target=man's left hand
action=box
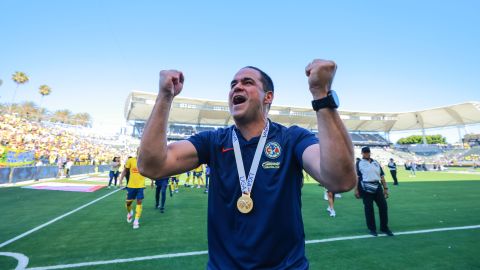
[384,189,389,199]
[305,59,337,99]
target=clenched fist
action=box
[159,70,184,98]
[305,59,337,99]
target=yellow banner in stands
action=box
[0,146,35,167]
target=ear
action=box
[264,91,274,105]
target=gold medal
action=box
[237,193,253,214]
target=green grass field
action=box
[1,170,479,270]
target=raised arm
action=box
[302,59,357,193]
[137,70,199,179]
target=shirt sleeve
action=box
[356,160,363,179]
[187,131,212,165]
[291,126,319,166]
[125,158,131,169]
[380,165,385,177]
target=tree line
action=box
[1,71,92,127]
[397,134,447,145]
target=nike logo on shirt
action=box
[222,147,234,153]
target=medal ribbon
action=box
[232,120,269,195]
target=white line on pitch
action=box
[26,251,208,270]
[0,189,122,249]
[26,224,480,270]
[0,252,29,270]
[305,224,480,244]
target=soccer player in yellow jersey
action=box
[168,178,175,197]
[184,170,193,187]
[119,154,146,229]
[193,164,205,188]
[170,174,180,193]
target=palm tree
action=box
[19,101,40,119]
[52,109,72,124]
[37,107,48,122]
[38,84,52,109]
[10,71,29,112]
[7,103,21,115]
[72,112,92,127]
[0,103,8,114]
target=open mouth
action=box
[233,95,247,105]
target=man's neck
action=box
[235,117,268,141]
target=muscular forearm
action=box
[315,108,356,192]
[304,59,356,192]
[138,93,173,178]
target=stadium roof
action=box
[124,91,480,132]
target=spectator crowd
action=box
[0,113,123,167]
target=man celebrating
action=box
[138,59,356,269]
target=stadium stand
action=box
[0,113,124,166]
[124,93,480,133]
[457,146,480,161]
[196,126,216,132]
[169,124,195,136]
[354,147,407,165]
[464,133,480,146]
[124,93,480,167]
[349,133,389,146]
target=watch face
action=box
[330,90,340,107]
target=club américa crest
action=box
[264,141,281,159]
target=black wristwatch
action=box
[312,90,339,111]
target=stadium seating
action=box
[354,146,407,165]
[169,124,195,136]
[167,125,217,139]
[0,113,123,166]
[196,126,216,132]
[133,120,476,167]
[349,133,389,146]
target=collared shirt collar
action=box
[233,119,277,146]
[362,157,372,162]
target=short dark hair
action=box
[244,66,274,93]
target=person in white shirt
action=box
[410,160,417,177]
[65,159,74,178]
[387,158,399,185]
[355,147,393,237]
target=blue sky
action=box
[0,0,479,142]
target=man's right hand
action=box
[159,70,184,98]
[305,59,337,99]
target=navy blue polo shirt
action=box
[188,120,318,270]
